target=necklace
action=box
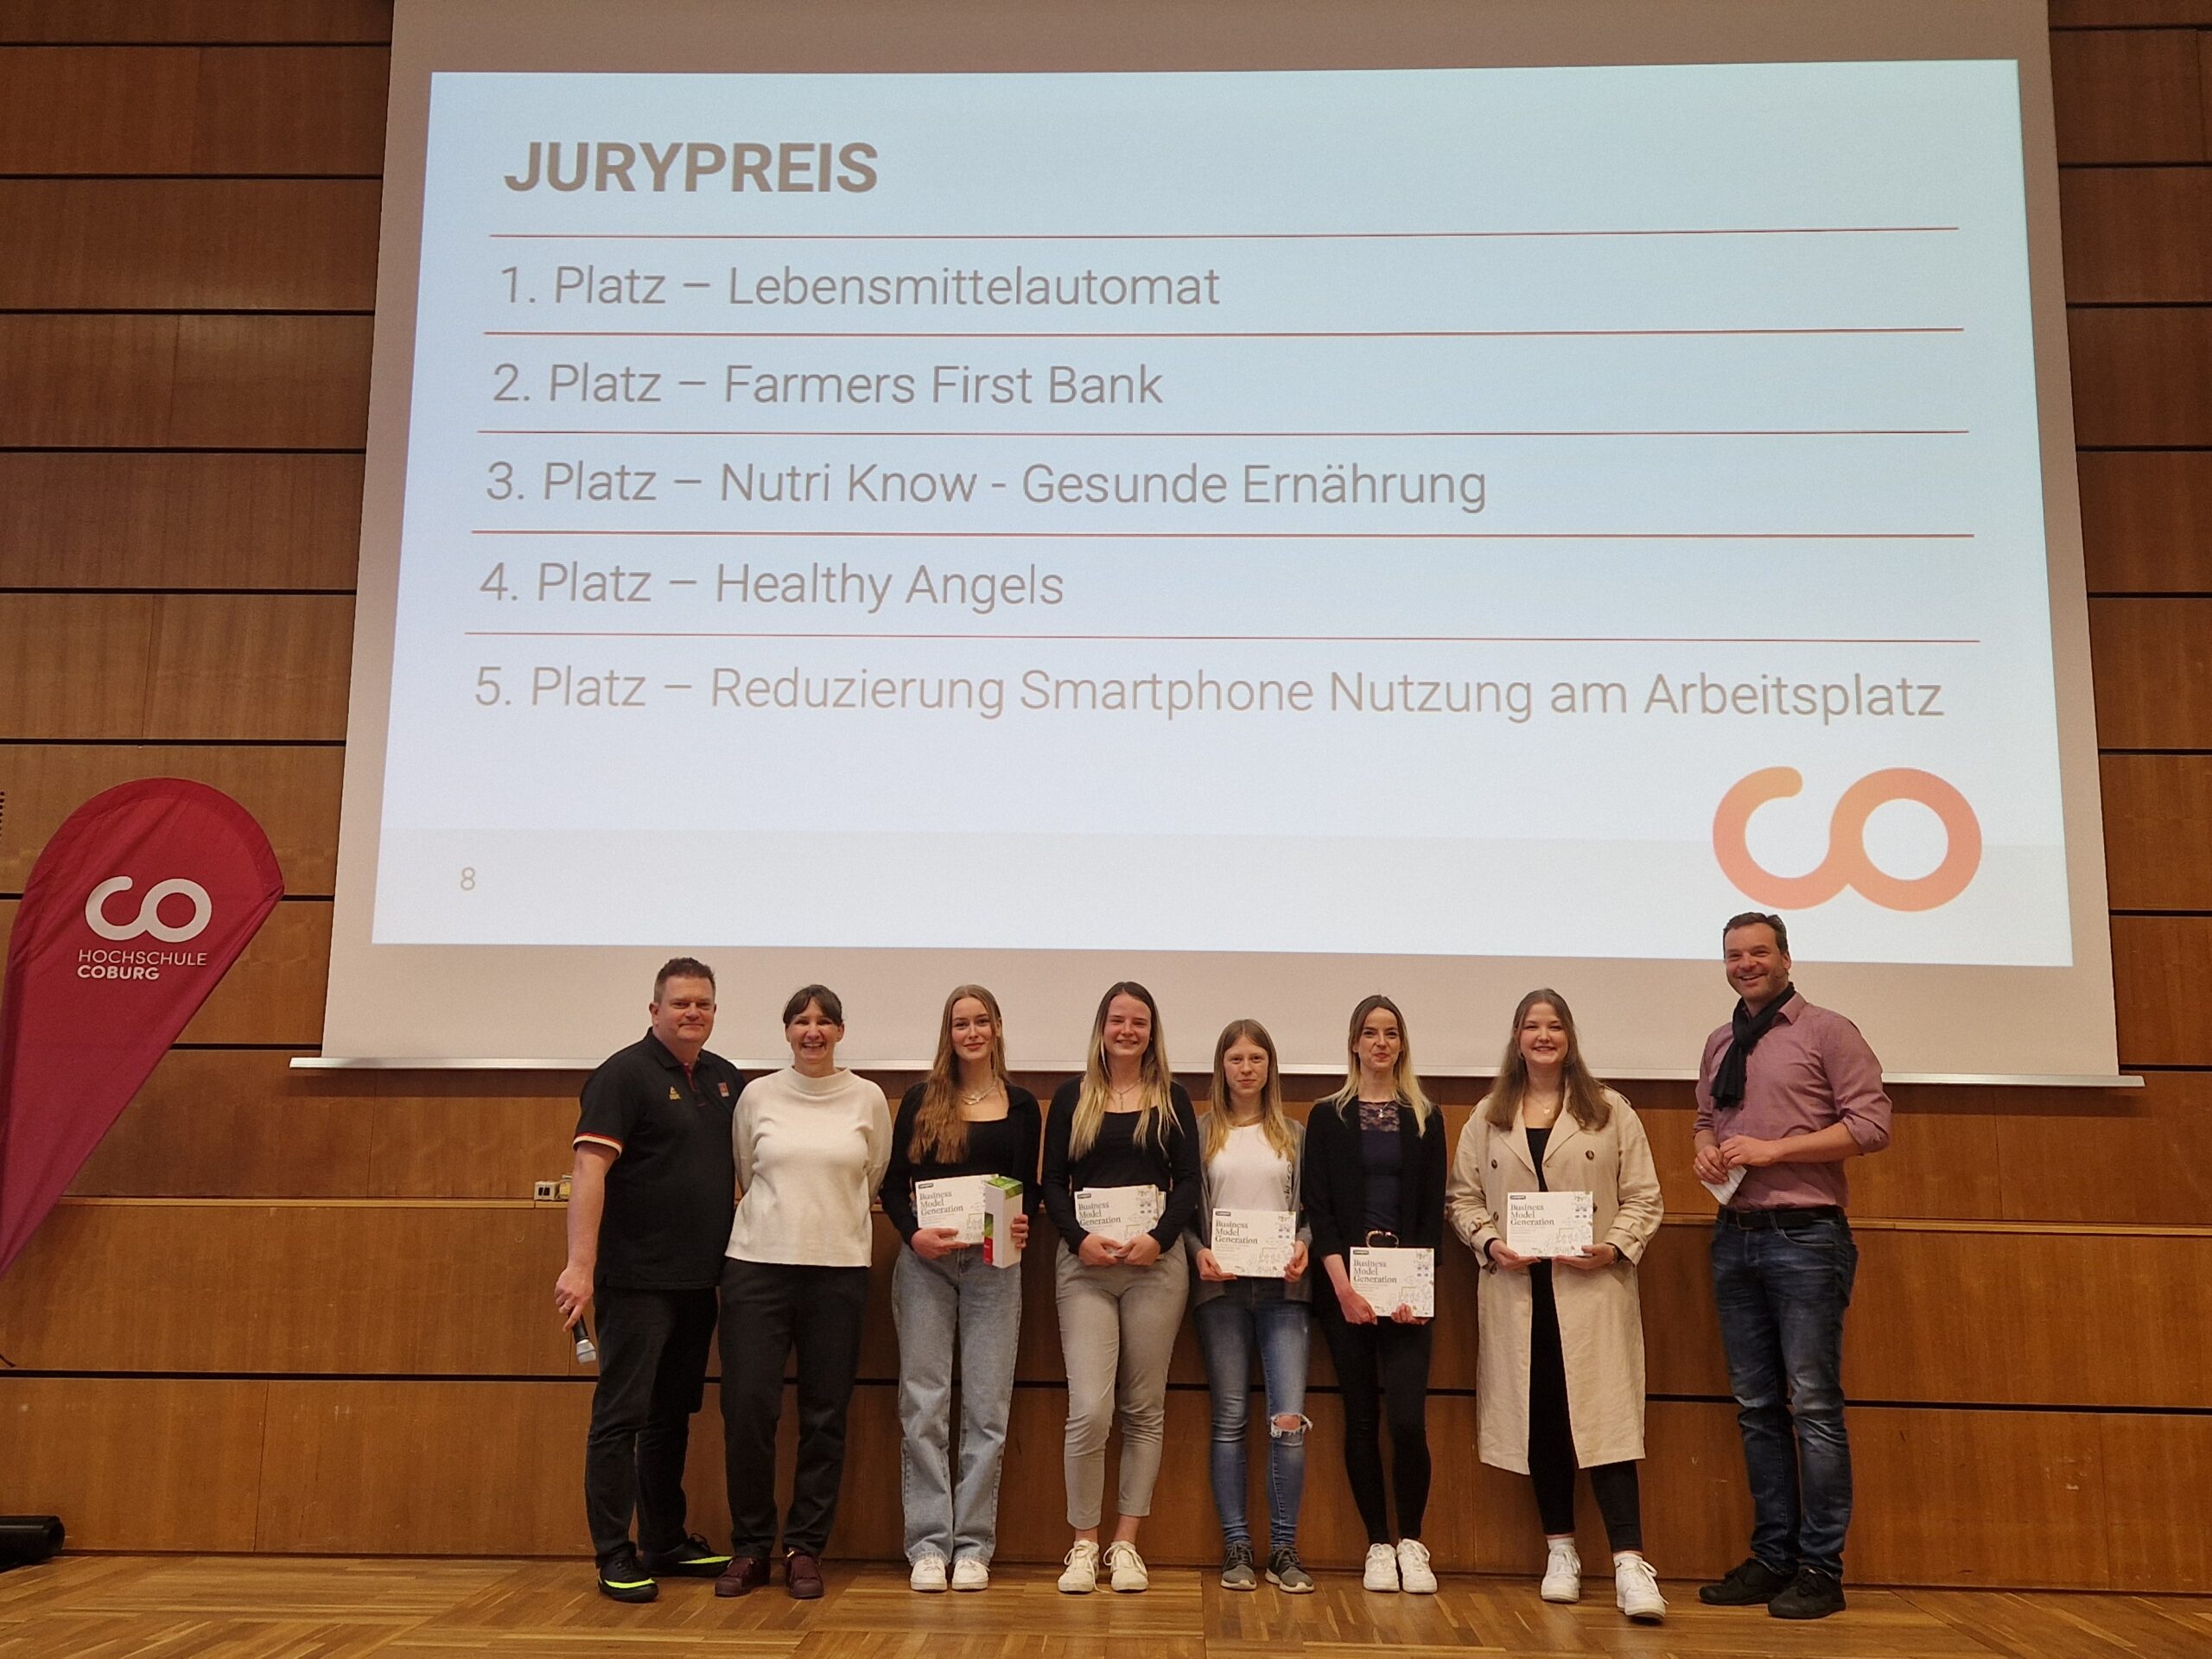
[958,1084,994,1108]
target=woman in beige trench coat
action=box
[1446,988,1665,1623]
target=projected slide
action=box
[374,62,2064,965]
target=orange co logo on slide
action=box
[1713,768,1982,912]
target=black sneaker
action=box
[641,1533,732,1578]
[1769,1565,1846,1620]
[1698,1556,1792,1606]
[1220,1541,1259,1591]
[597,1545,658,1603]
[1265,1546,1315,1594]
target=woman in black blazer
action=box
[1302,994,1450,1594]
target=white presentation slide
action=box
[322,0,2120,1075]
[377,63,2060,965]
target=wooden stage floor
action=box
[0,1554,2206,1659]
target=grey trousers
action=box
[1054,1237,1189,1529]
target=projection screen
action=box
[317,0,2120,1078]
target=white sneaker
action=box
[908,1553,948,1592]
[1363,1541,1400,1592]
[1396,1537,1437,1594]
[1104,1540,1149,1592]
[1541,1538,1581,1603]
[950,1557,988,1592]
[1614,1554,1666,1623]
[1057,1540,1099,1594]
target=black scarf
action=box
[1711,985,1796,1109]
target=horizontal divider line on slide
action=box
[489,226,1964,241]
[469,529,1979,541]
[458,629,1985,645]
[479,427,1977,438]
[483,327,1967,339]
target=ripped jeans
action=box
[1193,1287,1312,1551]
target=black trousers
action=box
[584,1283,718,1566]
[718,1258,869,1558]
[1317,1296,1433,1544]
[1528,1263,1643,1551]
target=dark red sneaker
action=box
[784,1550,824,1600]
[714,1554,770,1598]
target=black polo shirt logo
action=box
[719,1081,731,1096]
[668,1086,681,1101]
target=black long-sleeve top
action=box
[1042,1078,1203,1251]
[879,1083,1043,1243]
[1301,1093,1449,1262]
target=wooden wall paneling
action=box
[0,743,345,893]
[0,46,389,176]
[2099,1412,2212,1592]
[0,315,178,448]
[2087,598,2212,751]
[0,897,334,1043]
[0,1376,266,1552]
[257,1378,592,1554]
[2070,308,2212,448]
[0,454,365,593]
[143,593,354,741]
[2110,915,2212,1065]
[67,1049,372,1198]
[2059,168,2212,304]
[168,315,373,449]
[2101,753,2212,911]
[0,315,372,449]
[0,179,381,310]
[0,48,200,173]
[1844,1224,2212,1409]
[0,593,156,739]
[1993,1069,2212,1224]
[2051,3,2212,26]
[1847,1408,2113,1590]
[365,1078,582,1199]
[2050,30,2209,164]
[0,1198,572,1376]
[0,3,395,44]
[190,47,390,175]
[2077,452,2212,595]
[1637,1088,2009,1222]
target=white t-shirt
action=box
[726,1066,893,1268]
[1209,1121,1296,1213]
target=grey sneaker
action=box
[1265,1546,1315,1594]
[1220,1541,1259,1591]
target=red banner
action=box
[0,779,283,1275]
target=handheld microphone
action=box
[569,1311,596,1365]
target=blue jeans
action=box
[1192,1288,1311,1551]
[1710,1212,1859,1578]
[893,1244,1023,1566]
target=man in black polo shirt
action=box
[556,957,745,1601]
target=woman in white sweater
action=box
[714,984,892,1603]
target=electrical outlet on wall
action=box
[532,1179,560,1200]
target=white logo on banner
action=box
[85,877,213,944]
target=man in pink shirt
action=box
[1691,912,1891,1622]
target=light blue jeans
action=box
[893,1243,1023,1566]
[1193,1288,1311,1550]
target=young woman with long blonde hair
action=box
[1187,1019,1314,1592]
[1446,988,1665,1622]
[880,985,1039,1592]
[1040,982,1201,1594]
[1300,994,1449,1593]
